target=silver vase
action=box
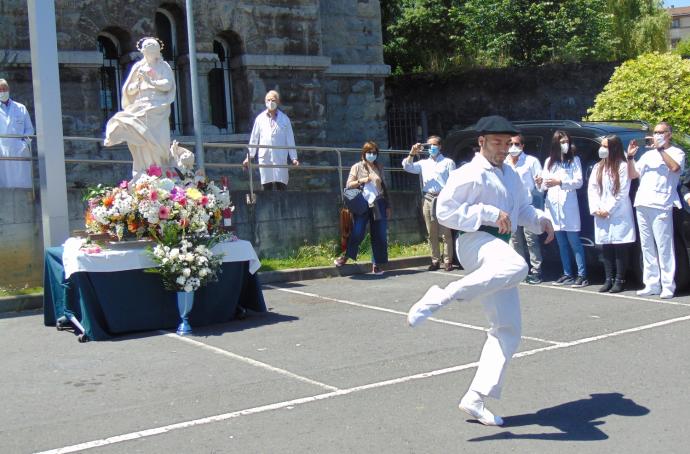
[176,291,195,335]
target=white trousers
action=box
[636,206,675,294]
[440,231,528,399]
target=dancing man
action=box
[407,115,554,426]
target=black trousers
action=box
[602,243,630,280]
[262,182,287,191]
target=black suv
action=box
[444,120,690,290]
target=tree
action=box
[606,1,670,60]
[586,52,690,140]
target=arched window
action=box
[155,8,181,134]
[97,33,122,129]
[209,38,235,133]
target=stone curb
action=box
[0,293,43,315]
[0,256,432,314]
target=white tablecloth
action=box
[62,238,261,279]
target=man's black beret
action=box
[475,115,520,135]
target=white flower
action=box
[176,275,186,285]
[170,248,180,259]
[185,253,194,262]
[184,284,193,293]
[198,268,208,277]
[182,268,191,277]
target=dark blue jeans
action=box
[346,198,388,265]
[554,230,586,278]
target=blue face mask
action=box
[429,145,440,157]
[365,153,377,162]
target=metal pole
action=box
[185,0,205,172]
[27,0,70,247]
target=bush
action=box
[586,52,690,141]
[674,36,690,59]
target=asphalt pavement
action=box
[2,266,690,454]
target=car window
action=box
[522,136,544,164]
[451,137,480,167]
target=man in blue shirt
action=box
[403,135,456,271]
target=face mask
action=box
[266,100,277,111]
[654,133,666,147]
[429,145,440,157]
[598,147,609,159]
[560,143,569,155]
[509,145,522,157]
[0,92,8,102]
[365,153,377,162]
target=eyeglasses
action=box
[511,142,522,146]
[653,130,669,134]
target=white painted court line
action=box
[270,287,563,346]
[38,312,690,454]
[159,332,339,392]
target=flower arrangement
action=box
[83,165,237,293]
[83,165,235,241]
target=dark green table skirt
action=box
[43,246,266,341]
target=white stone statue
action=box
[104,37,176,178]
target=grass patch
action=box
[0,286,43,297]
[259,237,428,271]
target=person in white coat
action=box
[407,116,554,427]
[538,130,588,287]
[506,134,544,284]
[627,122,684,299]
[0,79,34,188]
[403,135,456,271]
[587,135,635,293]
[243,90,299,190]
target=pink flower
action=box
[119,180,128,189]
[179,218,189,228]
[166,170,174,178]
[147,165,162,177]
[150,190,158,201]
[159,205,170,220]
[200,195,209,206]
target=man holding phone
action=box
[627,122,684,299]
[403,136,456,270]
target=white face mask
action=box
[654,133,666,147]
[0,92,8,102]
[560,143,569,155]
[266,100,278,111]
[508,145,522,157]
[598,146,609,159]
[365,153,377,162]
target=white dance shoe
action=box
[458,391,504,426]
[636,287,660,297]
[407,285,448,327]
[660,290,674,299]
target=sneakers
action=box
[552,275,575,286]
[407,285,449,327]
[458,391,504,426]
[428,261,440,271]
[660,289,674,299]
[333,256,347,267]
[526,273,542,284]
[372,264,384,275]
[636,287,660,297]
[571,276,589,288]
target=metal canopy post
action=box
[27,0,70,247]
[185,0,205,172]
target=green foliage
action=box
[586,52,690,140]
[382,0,669,73]
[674,36,690,58]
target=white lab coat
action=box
[0,99,34,188]
[506,152,542,201]
[587,161,635,244]
[248,109,297,186]
[541,156,583,231]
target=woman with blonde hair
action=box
[334,141,390,275]
[588,135,635,293]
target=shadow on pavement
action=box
[468,393,649,442]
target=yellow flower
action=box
[186,188,202,201]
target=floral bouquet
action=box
[83,165,235,242]
[146,223,225,292]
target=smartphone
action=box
[644,136,654,147]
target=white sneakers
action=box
[458,391,504,426]
[636,287,660,297]
[636,287,674,299]
[407,285,449,327]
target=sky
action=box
[665,1,690,7]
